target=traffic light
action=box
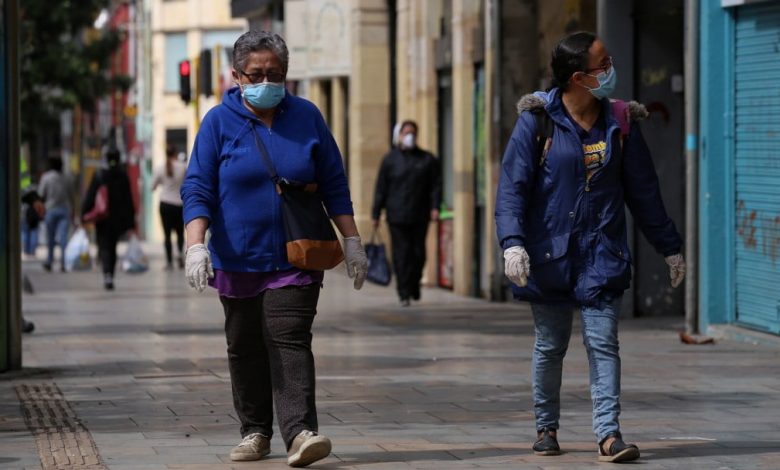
[199,49,212,98]
[179,59,191,104]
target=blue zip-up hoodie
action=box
[181,87,353,272]
[495,88,682,304]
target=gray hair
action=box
[233,30,289,72]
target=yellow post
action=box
[214,44,222,103]
[451,0,477,296]
[193,56,200,135]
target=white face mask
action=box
[401,133,416,149]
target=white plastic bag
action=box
[122,234,148,273]
[64,227,92,271]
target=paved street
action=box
[2,246,780,469]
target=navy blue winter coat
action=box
[495,88,682,305]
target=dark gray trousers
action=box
[220,284,320,450]
[389,222,429,301]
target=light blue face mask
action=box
[586,66,617,99]
[242,82,285,109]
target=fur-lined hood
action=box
[515,91,648,121]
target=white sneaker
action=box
[230,432,270,461]
[287,430,331,467]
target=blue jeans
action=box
[45,206,70,267]
[21,223,39,255]
[531,296,622,442]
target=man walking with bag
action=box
[372,120,442,306]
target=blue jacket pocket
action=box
[526,233,572,293]
[595,232,632,290]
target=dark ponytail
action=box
[550,31,597,91]
[165,144,177,178]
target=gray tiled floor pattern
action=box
[2,249,780,469]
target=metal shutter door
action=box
[734,3,780,334]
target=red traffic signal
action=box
[179,59,191,104]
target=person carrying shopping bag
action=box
[82,148,136,290]
[371,120,441,306]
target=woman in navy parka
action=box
[495,32,685,462]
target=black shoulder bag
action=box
[251,124,344,271]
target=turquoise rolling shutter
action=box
[734,3,780,334]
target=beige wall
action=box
[348,1,390,239]
[149,0,246,243]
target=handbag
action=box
[365,228,392,286]
[82,183,110,224]
[251,125,344,270]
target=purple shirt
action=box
[209,268,324,298]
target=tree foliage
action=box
[19,0,131,144]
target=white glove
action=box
[185,243,213,292]
[665,253,686,288]
[504,246,530,287]
[344,236,368,290]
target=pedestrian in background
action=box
[181,30,367,468]
[372,120,441,307]
[82,148,136,290]
[495,31,685,463]
[20,156,41,259]
[39,157,73,272]
[152,144,186,270]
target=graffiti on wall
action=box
[736,200,780,264]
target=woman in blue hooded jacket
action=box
[495,32,685,463]
[181,31,367,467]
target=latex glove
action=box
[504,246,530,287]
[185,243,213,292]
[344,236,368,290]
[665,253,686,288]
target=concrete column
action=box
[349,1,390,237]
[307,79,328,122]
[330,77,347,160]
[597,0,634,99]
[393,1,441,286]
[499,0,537,144]
[415,1,440,153]
[395,0,412,124]
[451,0,479,296]
[597,0,635,317]
[482,0,498,299]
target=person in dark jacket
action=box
[495,32,685,463]
[82,148,136,290]
[181,31,367,467]
[371,120,442,306]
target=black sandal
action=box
[533,428,561,456]
[598,432,640,463]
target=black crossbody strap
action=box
[249,121,280,184]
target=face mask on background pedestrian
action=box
[401,133,416,149]
[584,65,617,99]
[242,81,285,109]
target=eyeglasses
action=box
[585,56,613,73]
[239,70,285,84]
